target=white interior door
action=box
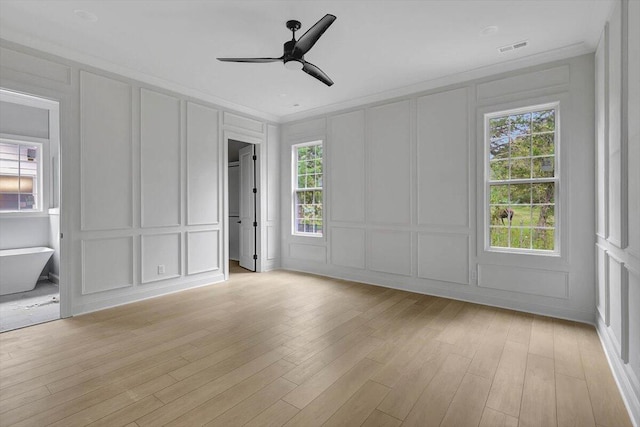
[239,145,255,271]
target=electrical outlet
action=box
[157,265,165,275]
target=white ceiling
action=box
[0,0,613,122]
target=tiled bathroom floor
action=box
[0,280,60,332]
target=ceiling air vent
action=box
[498,40,528,53]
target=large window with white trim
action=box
[293,141,323,236]
[0,140,42,212]
[486,103,558,253]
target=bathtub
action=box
[0,247,54,296]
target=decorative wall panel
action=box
[368,101,411,225]
[417,88,469,227]
[141,233,181,283]
[82,237,133,294]
[187,230,219,275]
[141,89,180,227]
[80,71,132,231]
[187,102,219,225]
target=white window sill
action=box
[485,247,561,258]
[0,211,49,219]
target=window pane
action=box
[489,117,509,139]
[0,142,39,211]
[490,137,509,160]
[532,205,555,227]
[532,133,554,156]
[510,227,532,249]
[490,185,509,204]
[532,157,554,178]
[510,183,531,205]
[511,205,532,227]
[510,135,531,158]
[532,228,554,250]
[511,113,531,135]
[490,160,508,180]
[532,109,555,133]
[491,206,513,226]
[490,226,509,248]
[510,158,531,179]
[532,182,554,204]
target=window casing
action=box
[292,141,323,236]
[485,103,559,254]
[0,139,42,212]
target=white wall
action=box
[281,53,595,323]
[595,0,640,424]
[0,39,280,315]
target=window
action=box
[0,140,42,212]
[293,141,323,236]
[486,103,558,253]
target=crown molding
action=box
[279,42,593,123]
[0,30,281,124]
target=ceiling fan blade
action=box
[217,57,282,63]
[293,14,336,57]
[302,61,334,86]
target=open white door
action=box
[238,145,255,271]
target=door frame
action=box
[222,129,263,280]
[0,88,68,318]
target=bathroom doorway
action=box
[0,89,62,332]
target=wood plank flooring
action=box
[0,266,633,427]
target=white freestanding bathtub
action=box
[0,247,54,296]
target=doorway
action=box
[0,89,62,332]
[227,139,257,273]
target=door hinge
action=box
[252,155,257,161]
[253,254,258,260]
[60,233,63,239]
[253,221,258,227]
[252,188,257,194]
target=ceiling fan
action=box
[217,14,337,86]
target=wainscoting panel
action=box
[417,232,469,284]
[141,232,181,283]
[289,243,326,263]
[80,71,132,231]
[82,236,133,294]
[331,227,365,269]
[597,244,609,324]
[187,102,219,225]
[478,264,568,299]
[266,124,279,224]
[328,110,366,223]
[476,65,570,102]
[608,4,624,247]
[187,230,219,275]
[367,100,412,226]
[628,267,640,390]
[608,254,623,354]
[223,111,264,134]
[417,88,469,227]
[367,229,412,276]
[140,88,180,228]
[595,28,609,238]
[267,225,278,260]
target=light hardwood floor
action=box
[0,266,633,427]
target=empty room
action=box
[0,1,637,426]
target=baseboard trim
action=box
[72,274,226,316]
[280,260,594,324]
[48,272,59,284]
[596,317,640,427]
